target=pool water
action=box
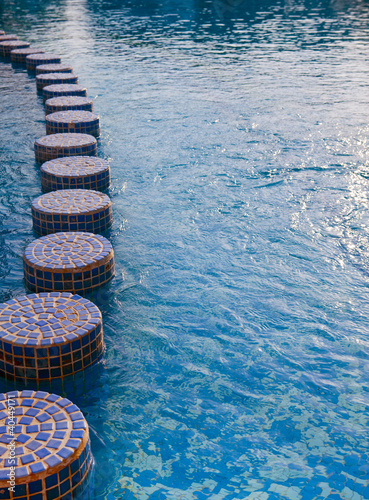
[1,0,369,498]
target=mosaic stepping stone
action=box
[10,47,44,64]
[41,156,111,192]
[34,133,97,164]
[0,40,30,58]
[23,232,115,294]
[0,34,18,42]
[32,189,113,235]
[46,111,100,137]
[43,84,87,101]
[0,390,93,498]
[36,73,78,92]
[45,96,94,115]
[26,53,61,72]
[36,63,73,75]
[0,293,104,381]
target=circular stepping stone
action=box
[0,390,93,498]
[41,156,111,192]
[45,96,93,115]
[36,73,78,91]
[0,34,18,41]
[36,63,73,75]
[0,293,104,381]
[43,84,87,101]
[23,232,115,294]
[10,47,44,64]
[34,133,97,164]
[26,52,61,71]
[46,111,100,137]
[32,189,113,235]
[0,40,30,57]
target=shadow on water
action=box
[0,360,106,401]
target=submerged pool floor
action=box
[1,0,369,498]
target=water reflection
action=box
[73,0,369,53]
[0,0,68,32]
[83,0,369,18]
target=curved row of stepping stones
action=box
[0,31,115,497]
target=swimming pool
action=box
[1,0,369,498]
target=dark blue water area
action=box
[1,0,369,498]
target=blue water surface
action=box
[1,0,369,498]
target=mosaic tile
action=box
[36,73,78,92]
[0,31,4,36]
[32,189,113,235]
[0,391,92,498]
[0,293,104,382]
[26,53,61,72]
[0,40,30,58]
[10,48,44,64]
[34,133,97,164]
[23,232,115,294]
[0,35,18,42]
[42,84,87,101]
[45,96,93,116]
[45,111,100,137]
[36,63,73,75]
[40,156,111,192]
